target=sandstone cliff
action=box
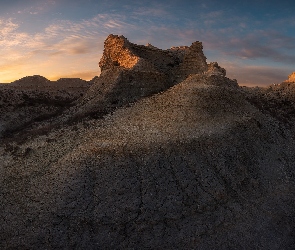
[1,35,295,249]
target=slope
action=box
[1,72,295,249]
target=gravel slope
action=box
[1,74,295,249]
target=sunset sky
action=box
[0,0,294,86]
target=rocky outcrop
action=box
[207,62,226,76]
[69,35,235,121]
[286,72,295,82]
[99,34,208,84]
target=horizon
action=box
[1,0,294,86]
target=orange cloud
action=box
[222,63,289,86]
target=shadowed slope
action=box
[1,73,295,249]
[0,77,91,139]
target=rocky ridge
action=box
[0,76,93,139]
[1,35,295,249]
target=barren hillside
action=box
[1,35,295,249]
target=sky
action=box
[0,0,294,86]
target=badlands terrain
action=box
[1,35,295,249]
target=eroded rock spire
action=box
[98,34,209,84]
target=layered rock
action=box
[99,34,208,84]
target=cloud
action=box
[46,37,96,56]
[1,11,140,82]
[223,32,295,64]
[202,10,224,19]
[0,18,19,36]
[16,0,56,15]
[160,27,295,65]
[132,6,169,17]
[223,63,290,86]
[0,13,134,57]
[134,25,293,86]
[0,14,120,82]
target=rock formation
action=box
[98,34,208,83]
[1,35,295,249]
[286,72,295,82]
[207,61,226,76]
[69,35,236,121]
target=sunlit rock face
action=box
[1,35,295,250]
[99,34,208,83]
[286,72,295,82]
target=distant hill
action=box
[1,35,295,249]
[10,75,50,85]
[9,75,92,89]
